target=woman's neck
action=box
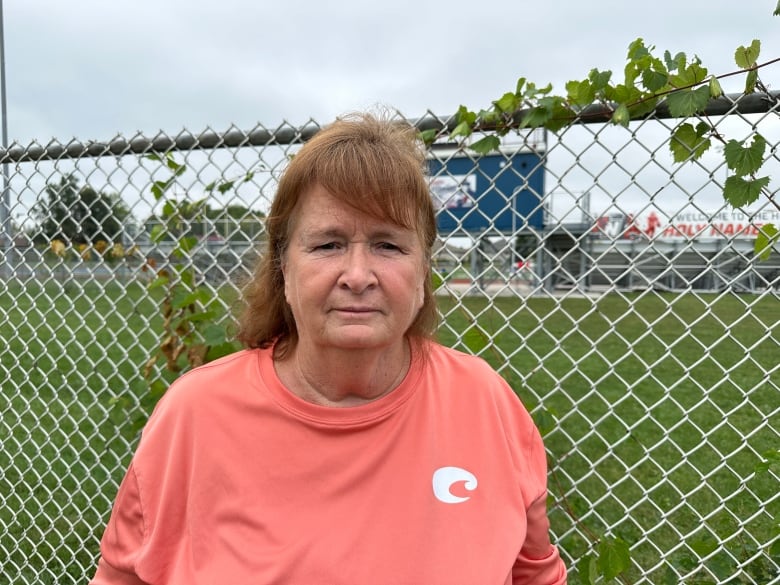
[275,340,411,407]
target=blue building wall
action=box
[428,150,545,235]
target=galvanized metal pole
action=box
[0,0,11,269]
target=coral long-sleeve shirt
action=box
[91,344,567,585]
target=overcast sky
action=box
[4,1,780,145]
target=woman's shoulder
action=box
[145,348,265,422]
[422,342,541,455]
[425,342,504,379]
[175,347,260,383]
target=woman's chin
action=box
[318,327,395,352]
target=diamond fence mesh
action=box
[1,100,778,584]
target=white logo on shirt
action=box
[432,466,478,504]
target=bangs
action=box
[312,138,428,231]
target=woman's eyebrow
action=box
[368,228,408,240]
[299,226,346,241]
[300,224,411,241]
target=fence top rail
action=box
[1,91,778,165]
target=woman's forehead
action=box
[295,194,415,240]
[293,183,414,233]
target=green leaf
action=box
[589,68,612,92]
[151,178,175,200]
[149,224,167,243]
[664,50,687,72]
[519,106,551,129]
[161,201,176,218]
[734,39,761,69]
[494,92,520,114]
[670,122,712,162]
[515,77,526,95]
[149,379,168,399]
[775,0,780,16]
[184,310,219,324]
[723,135,766,176]
[627,38,650,61]
[723,175,770,207]
[217,180,235,194]
[151,183,164,201]
[577,554,597,585]
[172,288,210,310]
[203,324,230,346]
[181,236,199,252]
[642,68,669,92]
[755,224,779,261]
[450,121,472,139]
[666,85,710,117]
[456,105,477,126]
[468,135,501,155]
[627,96,661,119]
[166,156,187,176]
[673,62,708,86]
[177,266,195,287]
[709,75,723,98]
[598,537,631,581]
[527,95,573,131]
[611,103,630,127]
[745,68,759,93]
[606,83,641,104]
[418,129,437,145]
[206,341,239,362]
[566,79,595,107]
[545,102,576,132]
[523,81,553,98]
[476,108,500,127]
[147,275,169,290]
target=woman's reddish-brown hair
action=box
[236,111,438,358]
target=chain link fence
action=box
[1,97,778,584]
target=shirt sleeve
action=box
[89,463,150,585]
[512,492,568,584]
[507,393,568,585]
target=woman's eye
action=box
[377,242,401,252]
[314,242,339,251]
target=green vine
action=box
[140,152,241,389]
[421,37,780,261]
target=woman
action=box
[91,113,567,584]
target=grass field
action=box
[1,280,778,584]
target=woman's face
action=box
[282,183,427,355]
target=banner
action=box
[592,209,780,241]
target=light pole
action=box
[0,0,11,270]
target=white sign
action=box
[430,174,477,210]
[593,210,780,241]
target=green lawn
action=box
[437,292,779,584]
[1,281,778,584]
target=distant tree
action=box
[33,174,132,244]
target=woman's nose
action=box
[337,245,378,292]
